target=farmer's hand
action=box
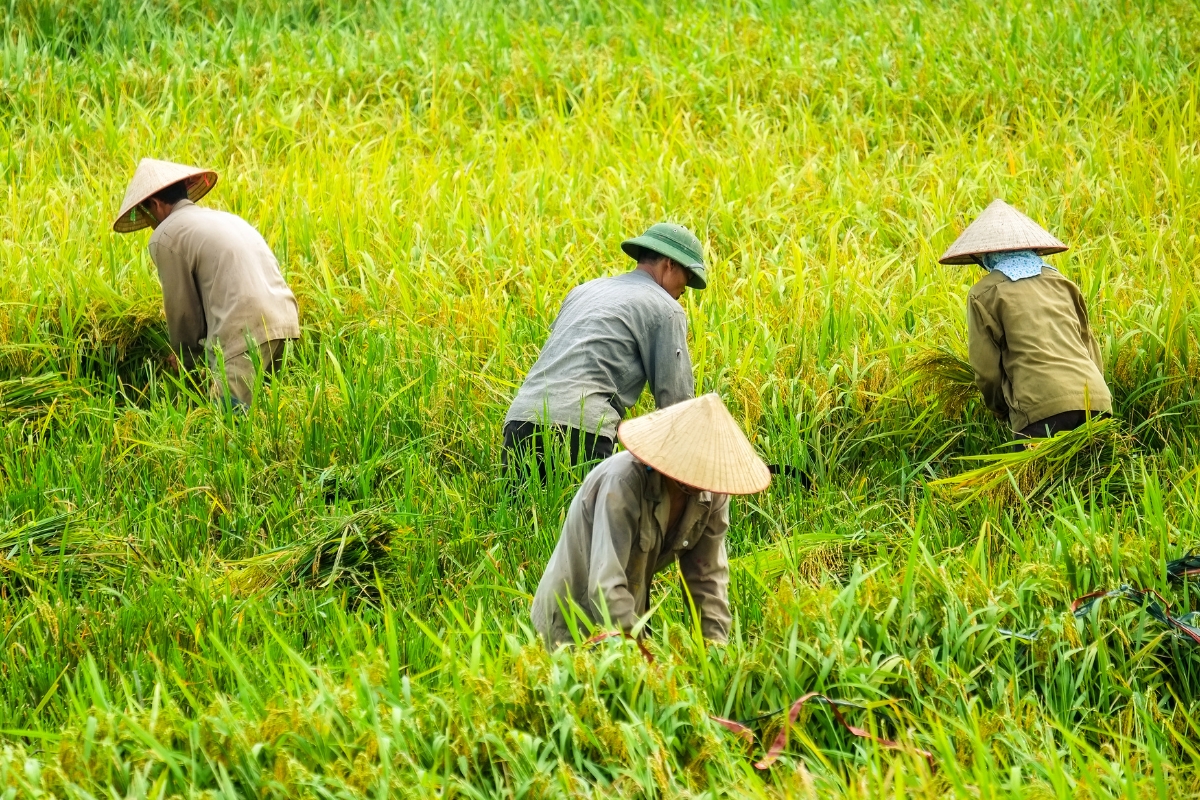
[165,352,180,373]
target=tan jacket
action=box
[531,451,731,647]
[148,200,300,360]
[967,267,1111,431]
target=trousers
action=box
[502,421,615,482]
[208,339,290,407]
[1017,409,1110,439]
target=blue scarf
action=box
[980,249,1046,282]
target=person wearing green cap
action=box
[503,222,707,481]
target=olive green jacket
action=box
[967,267,1111,431]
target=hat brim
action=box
[113,170,219,233]
[939,244,1069,266]
[621,236,707,289]
[616,393,772,495]
[937,200,1068,265]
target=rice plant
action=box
[928,416,1135,506]
[906,344,977,417]
[224,509,399,594]
[0,0,1199,797]
[0,373,85,421]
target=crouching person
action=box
[940,200,1112,439]
[113,158,300,407]
[503,222,707,480]
[531,393,771,648]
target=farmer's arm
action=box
[150,240,206,366]
[586,470,643,633]
[646,309,694,409]
[967,293,1008,419]
[678,497,732,643]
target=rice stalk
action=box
[224,510,399,595]
[906,346,977,417]
[2,0,1199,791]
[0,372,86,421]
[0,511,136,588]
[732,527,893,587]
[73,294,173,376]
[927,417,1133,506]
[0,512,73,554]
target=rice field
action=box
[2,0,1200,796]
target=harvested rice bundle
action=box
[906,345,976,416]
[0,512,73,554]
[74,293,172,374]
[732,526,893,588]
[225,510,399,595]
[928,416,1131,506]
[0,372,87,421]
[0,511,135,588]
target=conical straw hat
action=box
[112,158,218,233]
[939,199,1067,265]
[617,393,771,495]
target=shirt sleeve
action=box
[678,497,731,643]
[646,309,695,409]
[586,470,643,632]
[967,292,1008,420]
[149,239,206,357]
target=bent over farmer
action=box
[503,223,706,479]
[940,199,1111,438]
[113,158,300,406]
[531,393,771,648]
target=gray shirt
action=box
[531,451,731,647]
[505,270,694,440]
[148,200,300,360]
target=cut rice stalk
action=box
[0,510,135,588]
[906,346,976,416]
[0,512,74,555]
[71,293,173,378]
[0,373,87,421]
[732,527,893,587]
[928,416,1131,506]
[225,510,400,595]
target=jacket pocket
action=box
[637,513,658,552]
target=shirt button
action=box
[681,541,688,547]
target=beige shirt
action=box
[531,451,731,647]
[148,200,300,359]
[967,266,1111,431]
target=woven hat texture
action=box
[113,158,218,233]
[617,393,770,495]
[939,199,1067,265]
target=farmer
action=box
[113,158,300,407]
[531,393,771,648]
[504,223,705,479]
[940,199,1111,439]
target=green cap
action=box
[621,222,707,290]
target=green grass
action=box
[2,0,1200,796]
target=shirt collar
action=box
[624,268,676,301]
[645,468,713,538]
[148,199,195,242]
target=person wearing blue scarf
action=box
[939,200,1111,439]
[979,249,1047,282]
